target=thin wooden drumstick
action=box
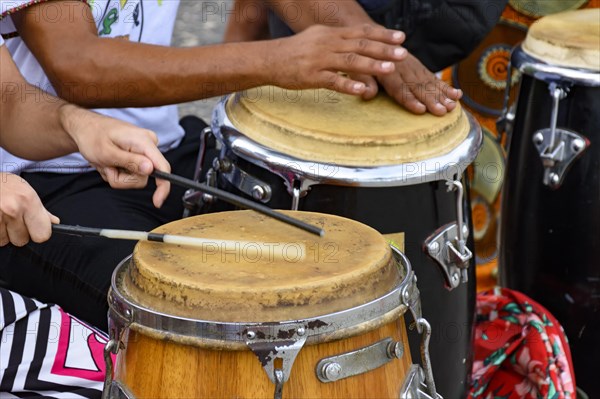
[52,224,306,260]
[151,170,324,237]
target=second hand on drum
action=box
[51,224,305,260]
[151,170,324,237]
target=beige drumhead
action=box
[225,87,470,166]
[122,211,401,322]
[523,9,600,71]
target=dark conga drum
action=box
[104,211,437,398]
[186,89,482,398]
[499,9,600,397]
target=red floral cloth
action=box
[469,287,575,399]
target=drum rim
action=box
[108,247,418,349]
[212,96,483,188]
[513,44,600,86]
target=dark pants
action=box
[0,116,207,331]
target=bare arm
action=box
[11,1,407,108]
[0,45,78,159]
[0,44,171,208]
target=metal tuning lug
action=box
[315,338,402,383]
[496,103,516,143]
[182,127,217,216]
[398,268,441,399]
[424,180,473,290]
[396,253,423,334]
[244,324,308,399]
[532,83,588,188]
[102,293,133,399]
[218,157,273,203]
[394,247,440,398]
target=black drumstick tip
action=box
[151,170,325,237]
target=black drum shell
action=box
[500,72,600,396]
[209,152,476,399]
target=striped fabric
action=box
[0,289,107,398]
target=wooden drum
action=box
[104,211,436,399]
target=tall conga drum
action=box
[499,9,600,397]
[104,211,437,398]
[186,89,482,398]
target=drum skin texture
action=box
[112,211,415,398]
[115,320,411,399]
[215,163,477,399]
[500,74,600,397]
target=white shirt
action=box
[0,0,183,174]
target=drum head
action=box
[122,211,401,322]
[523,9,600,71]
[225,87,470,166]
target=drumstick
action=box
[151,170,324,237]
[52,224,306,260]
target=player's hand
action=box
[64,106,172,208]
[270,24,407,95]
[0,173,59,247]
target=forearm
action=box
[267,0,373,30]
[0,59,78,160]
[44,39,274,108]
[12,0,406,109]
[1,99,81,161]
[11,0,276,108]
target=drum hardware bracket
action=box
[496,103,516,144]
[532,84,588,188]
[424,180,473,290]
[400,268,423,334]
[315,337,403,383]
[215,156,273,203]
[397,251,440,399]
[273,369,284,399]
[106,381,135,399]
[400,364,443,399]
[102,306,132,399]
[291,182,301,211]
[244,325,308,398]
[182,167,218,215]
[400,315,440,398]
[182,127,216,217]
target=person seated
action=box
[0,0,409,330]
[0,35,167,399]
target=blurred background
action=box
[173,1,229,121]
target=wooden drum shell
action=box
[114,319,411,398]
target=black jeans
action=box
[0,116,207,331]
